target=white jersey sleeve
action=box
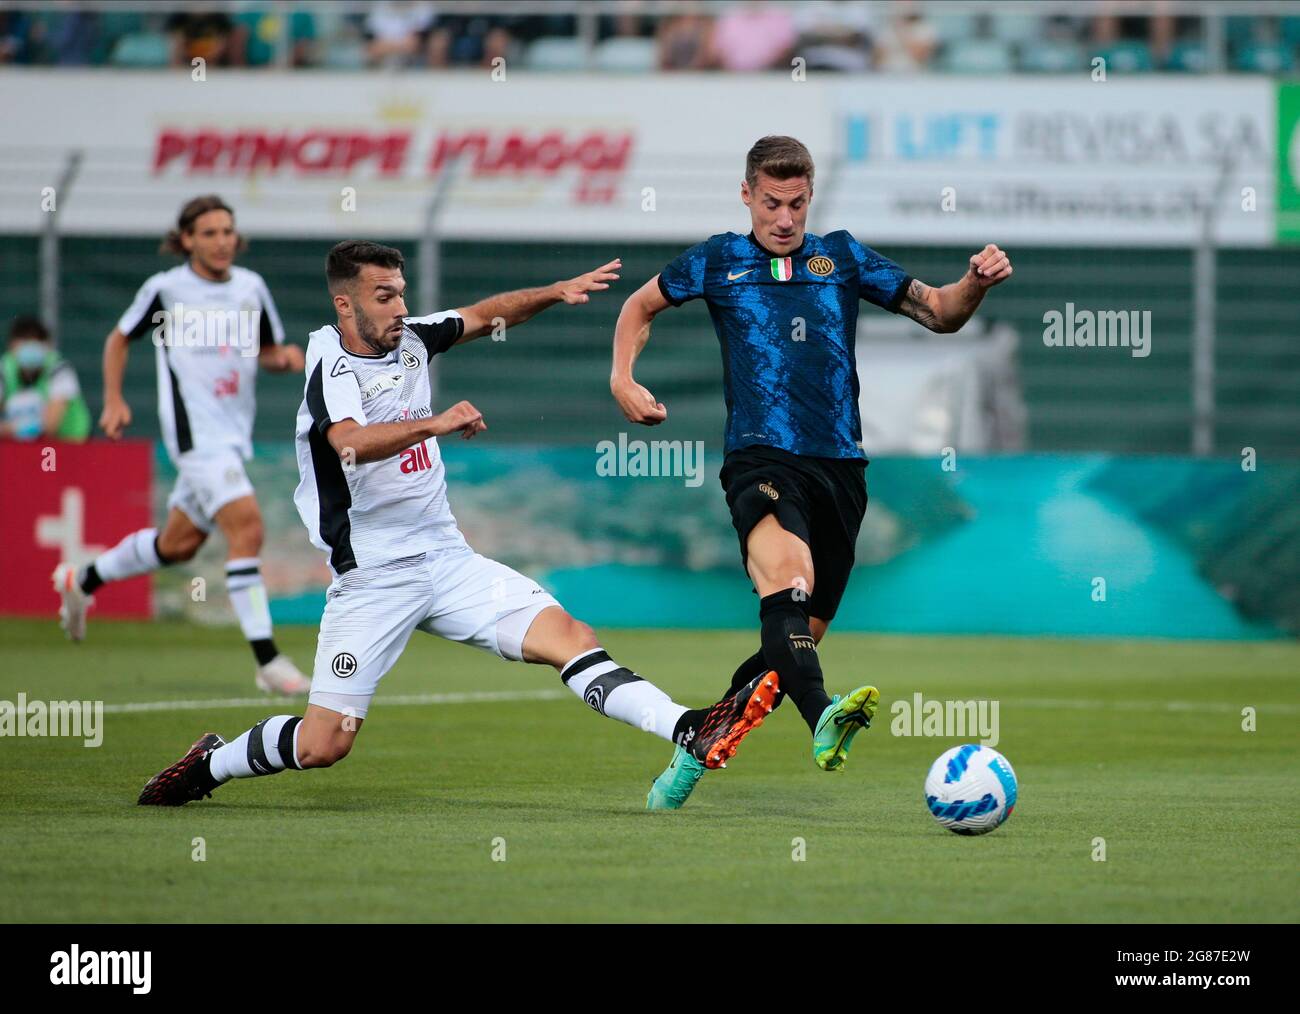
[305,350,367,432]
[253,273,285,348]
[403,310,463,356]
[116,271,167,341]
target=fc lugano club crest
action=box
[400,347,419,370]
[332,652,358,678]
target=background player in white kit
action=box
[136,240,778,805]
[53,195,311,695]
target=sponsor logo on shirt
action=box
[399,441,433,474]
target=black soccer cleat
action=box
[137,733,225,806]
[685,671,780,769]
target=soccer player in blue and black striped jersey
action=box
[614,136,1013,808]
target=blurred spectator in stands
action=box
[231,4,318,67]
[873,1,938,72]
[601,1,652,41]
[795,0,874,72]
[0,316,91,443]
[167,9,236,67]
[365,0,435,68]
[708,0,797,71]
[4,9,51,63]
[45,6,101,66]
[658,8,712,70]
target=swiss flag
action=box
[0,440,153,618]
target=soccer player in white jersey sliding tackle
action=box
[137,240,778,805]
[52,195,311,694]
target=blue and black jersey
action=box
[659,230,910,459]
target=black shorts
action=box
[720,445,868,623]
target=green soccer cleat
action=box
[646,744,706,810]
[812,685,879,771]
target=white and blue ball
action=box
[924,744,1017,835]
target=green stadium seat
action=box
[1017,39,1085,73]
[1165,41,1208,72]
[322,40,366,69]
[1095,40,1155,73]
[930,14,979,43]
[991,13,1043,44]
[1224,16,1258,48]
[109,32,170,68]
[938,39,1013,74]
[525,37,590,72]
[592,37,657,73]
[1232,41,1294,72]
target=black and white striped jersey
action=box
[116,262,284,461]
[293,311,468,577]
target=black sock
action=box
[250,638,279,666]
[79,564,104,596]
[728,648,785,711]
[195,752,221,795]
[759,589,830,733]
[671,708,708,747]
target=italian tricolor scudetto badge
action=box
[770,257,793,281]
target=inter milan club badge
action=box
[807,256,835,276]
[770,257,793,280]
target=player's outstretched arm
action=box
[258,343,305,373]
[325,401,486,465]
[452,258,622,343]
[611,274,670,425]
[898,243,1013,334]
[99,327,133,439]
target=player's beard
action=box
[355,306,402,354]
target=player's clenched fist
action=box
[968,244,1012,287]
[611,376,668,426]
[556,259,622,305]
[432,400,487,440]
[99,396,132,439]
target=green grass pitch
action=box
[1,618,1296,923]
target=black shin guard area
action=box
[79,564,104,596]
[759,589,829,732]
[580,666,642,716]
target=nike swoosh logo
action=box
[727,269,755,280]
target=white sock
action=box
[560,649,685,743]
[226,557,273,643]
[209,715,302,783]
[91,528,162,583]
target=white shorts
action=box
[307,548,560,718]
[166,447,255,532]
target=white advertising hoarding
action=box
[0,70,1274,246]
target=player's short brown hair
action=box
[745,136,815,191]
[326,240,405,294]
[161,195,247,256]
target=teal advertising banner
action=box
[153,445,1293,641]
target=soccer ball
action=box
[924,744,1017,835]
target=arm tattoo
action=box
[899,279,943,331]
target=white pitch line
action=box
[99,688,568,715]
[1010,697,1299,716]
[89,690,1298,717]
